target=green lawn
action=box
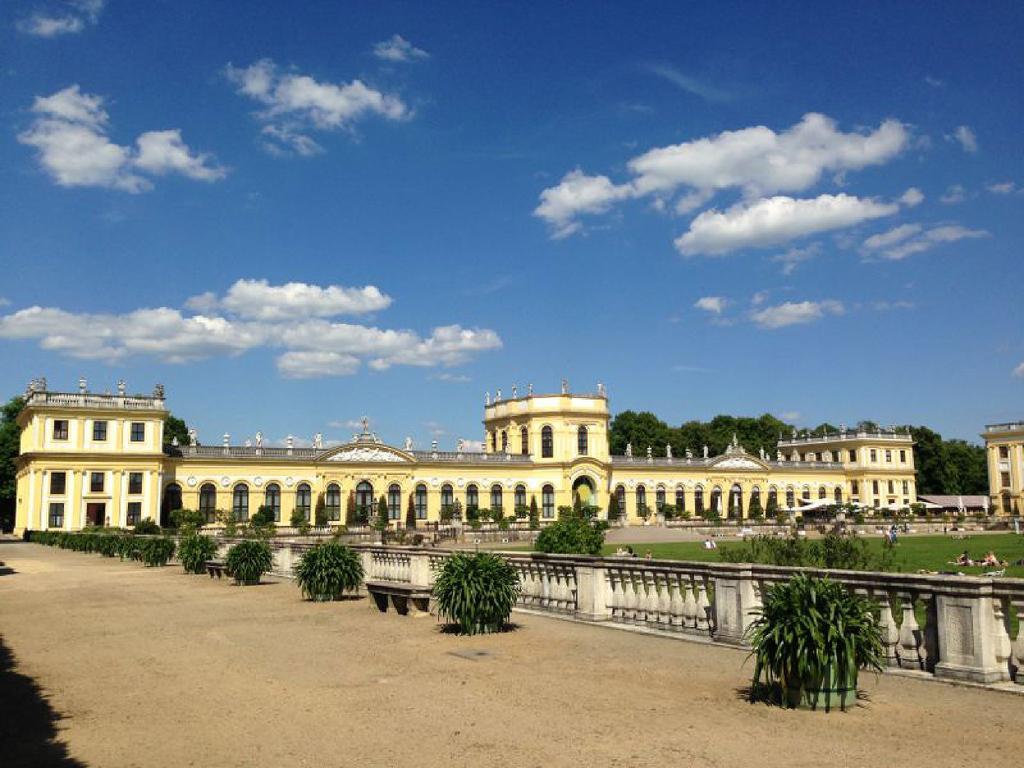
[602,533,1024,578]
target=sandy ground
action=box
[1,540,1021,768]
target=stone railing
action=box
[25,391,166,411]
[240,539,1024,689]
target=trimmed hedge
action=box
[26,529,175,566]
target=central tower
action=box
[482,383,610,463]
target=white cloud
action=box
[328,418,368,430]
[750,300,845,329]
[751,291,769,307]
[18,85,225,191]
[900,187,924,207]
[0,298,10,307]
[1014,363,1024,379]
[458,439,485,453]
[872,300,914,311]
[940,184,966,204]
[694,296,728,315]
[771,242,822,275]
[373,34,429,62]
[430,372,471,383]
[924,76,944,88]
[17,0,103,37]
[675,193,898,256]
[533,170,632,238]
[226,59,409,155]
[0,280,501,378]
[186,278,391,320]
[866,224,988,261]
[535,113,908,238]
[645,63,729,102]
[949,125,978,153]
[862,223,922,250]
[987,181,1016,194]
[779,411,801,422]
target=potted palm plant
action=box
[178,533,219,574]
[433,552,520,635]
[748,573,883,711]
[225,540,273,585]
[294,541,364,601]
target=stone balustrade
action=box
[240,538,1023,689]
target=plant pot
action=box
[235,578,260,586]
[783,668,858,711]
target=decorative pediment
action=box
[709,454,769,471]
[318,444,414,463]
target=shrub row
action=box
[26,529,176,567]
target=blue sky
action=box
[1,0,1021,448]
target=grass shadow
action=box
[0,561,15,577]
[437,621,522,635]
[736,682,871,711]
[0,635,87,767]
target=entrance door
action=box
[86,503,106,527]
[572,476,596,509]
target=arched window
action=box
[834,486,843,503]
[501,430,508,452]
[786,487,795,508]
[489,431,496,452]
[542,484,555,518]
[441,483,454,511]
[710,486,722,513]
[415,484,427,519]
[750,486,761,513]
[675,485,685,513]
[655,486,666,511]
[466,484,479,511]
[199,483,217,523]
[694,485,704,515]
[491,484,503,512]
[325,483,341,521]
[577,426,588,455]
[163,483,182,514]
[802,487,811,502]
[729,483,743,518]
[356,481,374,512]
[541,426,553,458]
[636,485,647,514]
[768,486,778,509]
[232,484,249,521]
[818,486,827,500]
[514,484,526,510]
[388,484,402,520]
[520,426,529,455]
[295,483,311,521]
[264,483,281,521]
[615,485,626,515]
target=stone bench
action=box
[365,580,433,616]
[205,560,228,579]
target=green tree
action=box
[608,411,673,456]
[374,495,389,533]
[607,492,621,523]
[535,517,608,555]
[163,414,189,447]
[405,492,417,529]
[0,396,25,532]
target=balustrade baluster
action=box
[623,571,638,622]
[682,575,697,632]
[992,597,1013,681]
[668,573,684,631]
[876,591,900,667]
[643,571,659,626]
[696,578,711,634]
[655,572,671,626]
[898,591,924,670]
[1011,599,1024,685]
[608,569,624,621]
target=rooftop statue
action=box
[625,442,632,458]
[404,436,413,451]
[255,431,263,448]
[188,428,197,447]
[314,433,323,450]
[561,378,568,394]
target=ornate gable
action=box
[708,455,769,471]
[318,443,414,464]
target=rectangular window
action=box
[126,502,142,526]
[848,449,856,462]
[130,422,145,442]
[899,449,906,463]
[999,446,1009,459]
[128,472,143,495]
[50,472,67,495]
[90,472,104,493]
[48,502,64,528]
[869,449,877,462]
[851,480,859,495]
[887,480,895,494]
[92,420,108,441]
[872,480,879,494]
[1001,472,1011,488]
[885,450,892,463]
[902,480,909,495]
[53,419,69,440]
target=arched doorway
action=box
[572,476,596,510]
[161,483,182,527]
[729,483,743,519]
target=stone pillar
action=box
[575,563,610,621]
[713,565,757,646]
[408,551,431,586]
[934,583,1011,684]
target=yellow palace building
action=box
[14,378,919,534]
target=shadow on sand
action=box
[0,635,87,767]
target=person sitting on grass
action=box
[980,551,1007,567]
[950,550,975,567]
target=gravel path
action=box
[1,540,1021,767]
